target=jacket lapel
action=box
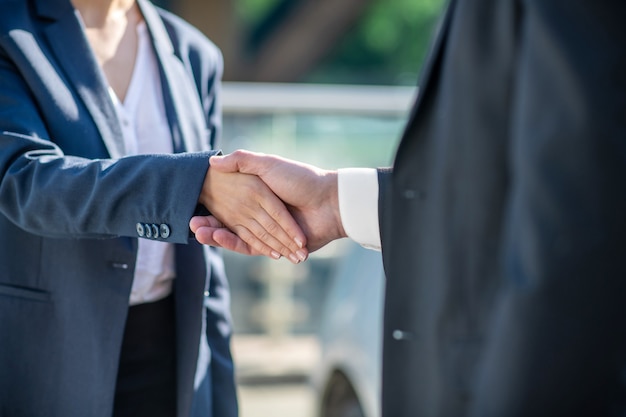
[138,3,210,416]
[36,0,126,159]
[403,0,457,128]
[138,0,209,154]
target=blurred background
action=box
[156,0,446,415]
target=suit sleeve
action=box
[0,37,213,244]
[472,1,626,415]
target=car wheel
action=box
[320,371,365,417]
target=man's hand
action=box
[197,165,308,263]
[191,150,347,254]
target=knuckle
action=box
[257,230,271,243]
[269,207,286,221]
[265,221,280,235]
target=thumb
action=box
[208,154,237,173]
[210,150,266,175]
[189,215,223,234]
[209,150,257,174]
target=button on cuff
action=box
[136,222,145,237]
[160,224,171,239]
[137,222,172,240]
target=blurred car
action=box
[313,242,385,417]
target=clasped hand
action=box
[192,150,347,262]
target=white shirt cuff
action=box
[337,168,381,251]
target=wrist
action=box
[322,170,346,239]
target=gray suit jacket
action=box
[379,0,626,416]
[0,1,236,416]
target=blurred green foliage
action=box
[237,0,446,85]
[236,0,282,25]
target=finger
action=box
[239,192,308,262]
[228,224,288,261]
[189,215,223,234]
[190,216,264,257]
[230,218,308,264]
[208,153,238,173]
[209,150,249,173]
[193,225,224,247]
[209,150,267,175]
[258,199,307,256]
[190,216,280,258]
[200,167,308,261]
[215,174,308,260]
[194,225,261,256]
[211,228,264,256]
[209,152,309,250]
[193,224,273,258]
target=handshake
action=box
[191,150,348,264]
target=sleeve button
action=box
[160,224,171,239]
[151,224,160,239]
[136,222,145,237]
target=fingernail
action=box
[271,251,281,260]
[289,253,300,264]
[296,250,307,262]
[294,237,304,249]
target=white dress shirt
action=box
[108,22,176,305]
[337,168,382,250]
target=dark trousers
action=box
[113,294,177,417]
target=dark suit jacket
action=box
[379,0,626,416]
[0,1,237,416]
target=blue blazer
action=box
[0,1,237,416]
